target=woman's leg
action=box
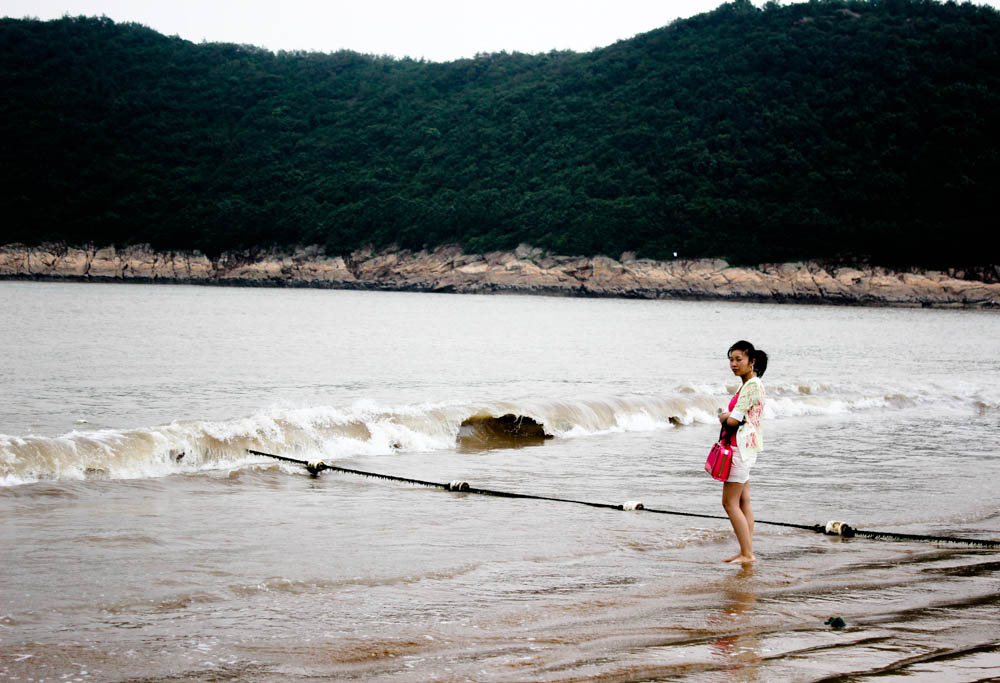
[722,482,755,563]
[742,481,753,538]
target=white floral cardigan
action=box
[729,376,765,466]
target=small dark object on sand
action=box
[825,616,847,630]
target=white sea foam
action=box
[0,384,977,486]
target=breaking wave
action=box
[0,383,973,486]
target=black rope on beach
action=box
[246,449,1000,549]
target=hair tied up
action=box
[728,340,768,378]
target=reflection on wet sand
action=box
[709,564,763,680]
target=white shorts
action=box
[726,446,751,484]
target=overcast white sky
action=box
[5,0,1000,62]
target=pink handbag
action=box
[705,427,734,481]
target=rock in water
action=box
[456,413,553,451]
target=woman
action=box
[717,340,767,564]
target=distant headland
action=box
[2,243,996,308]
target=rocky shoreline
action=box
[1,243,998,308]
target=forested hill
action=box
[1,0,998,268]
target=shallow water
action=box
[1,281,999,681]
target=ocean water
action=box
[1,280,999,681]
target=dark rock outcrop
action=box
[456,413,554,451]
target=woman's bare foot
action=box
[723,554,756,564]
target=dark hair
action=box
[728,340,768,378]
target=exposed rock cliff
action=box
[1,243,997,308]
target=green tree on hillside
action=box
[1,1,998,269]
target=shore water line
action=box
[2,242,998,308]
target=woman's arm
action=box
[730,380,760,424]
[718,411,740,427]
[718,411,740,441]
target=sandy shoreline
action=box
[2,242,998,308]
